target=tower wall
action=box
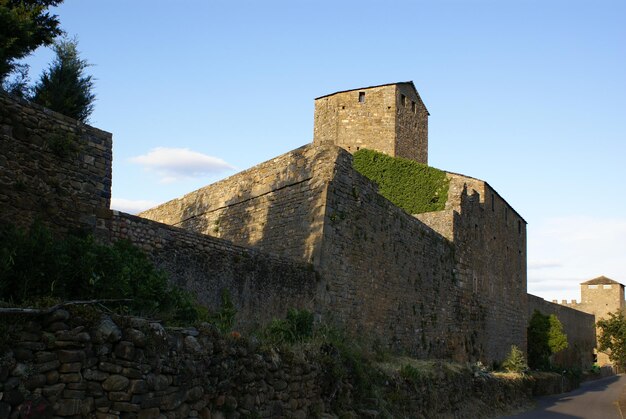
[313,82,428,164]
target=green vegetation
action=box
[0,0,63,88]
[352,149,449,214]
[527,310,569,370]
[209,289,237,333]
[31,36,95,122]
[263,308,314,344]
[0,222,205,325]
[501,345,528,373]
[597,311,626,369]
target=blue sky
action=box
[22,0,626,302]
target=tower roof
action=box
[581,276,623,286]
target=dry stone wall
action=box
[0,309,328,418]
[0,92,112,233]
[528,294,596,369]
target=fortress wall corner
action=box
[316,149,487,361]
[140,145,339,264]
[0,92,112,232]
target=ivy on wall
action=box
[353,149,449,214]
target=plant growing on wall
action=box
[597,311,626,370]
[527,310,569,370]
[352,149,449,214]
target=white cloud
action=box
[130,147,234,183]
[111,198,158,214]
[527,215,626,302]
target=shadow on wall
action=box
[177,146,327,265]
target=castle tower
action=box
[313,81,429,164]
[569,276,625,366]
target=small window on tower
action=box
[358,92,365,103]
[401,94,406,106]
[411,101,416,112]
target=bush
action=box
[502,345,528,373]
[264,308,314,344]
[352,148,449,214]
[0,222,204,324]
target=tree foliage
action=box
[527,310,569,370]
[0,221,204,325]
[31,36,95,122]
[597,311,626,369]
[0,0,63,83]
[352,149,449,214]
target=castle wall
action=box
[96,211,318,330]
[139,145,332,265]
[316,148,487,361]
[313,85,397,157]
[313,83,428,164]
[395,83,428,164]
[528,294,596,369]
[560,281,625,366]
[0,92,112,232]
[415,174,528,361]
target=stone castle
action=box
[0,82,619,368]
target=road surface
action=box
[501,375,626,419]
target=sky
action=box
[21,0,626,303]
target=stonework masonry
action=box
[0,91,112,233]
[313,82,428,164]
[558,276,625,366]
[97,211,318,329]
[528,294,596,369]
[1,85,606,369]
[140,144,527,362]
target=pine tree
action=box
[31,37,95,122]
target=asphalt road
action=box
[500,375,626,419]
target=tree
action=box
[0,0,63,85]
[597,311,626,369]
[31,36,95,122]
[527,310,569,370]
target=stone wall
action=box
[0,92,112,232]
[139,145,332,265]
[0,309,327,418]
[96,211,318,330]
[528,294,596,369]
[312,82,428,164]
[0,309,572,419]
[317,150,486,361]
[139,144,528,363]
[558,277,625,366]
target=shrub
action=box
[0,221,205,324]
[352,148,449,214]
[264,308,314,344]
[502,345,528,373]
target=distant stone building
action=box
[313,82,429,164]
[557,276,625,366]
